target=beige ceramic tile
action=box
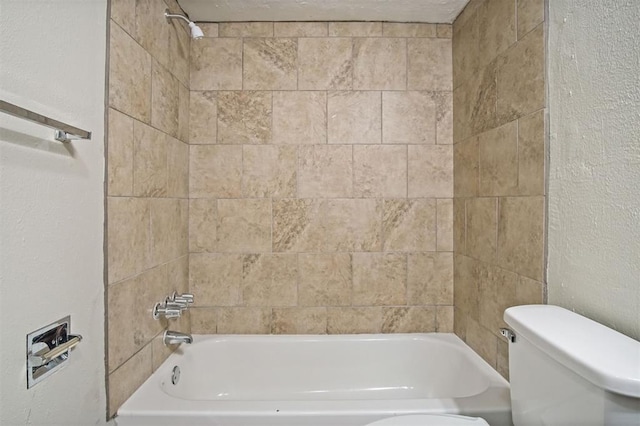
[382,307,437,333]
[298,145,353,198]
[436,24,453,39]
[110,0,135,36]
[328,91,381,144]
[133,121,167,197]
[455,0,484,30]
[273,199,382,252]
[453,198,466,254]
[243,38,298,90]
[408,145,453,198]
[108,265,166,372]
[434,92,453,145]
[275,22,328,37]
[109,22,151,122]
[353,38,407,90]
[190,308,218,333]
[382,23,436,37]
[327,307,383,334]
[453,254,480,320]
[497,338,510,380]
[243,145,297,198]
[437,198,454,251]
[190,38,243,90]
[107,197,150,284]
[298,253,352,306]
[383,199,437,252]
[452,6,480,90]
[272,308,328,334]
[217,91,272,144]
[107,108,134,196]
[408,252,453,305]
[518,0,545,39]
[168,17,190,86]
[497,24,545,123]
[166,137,188,198]
[167,254,189,296]
[272,91,326,144]
[216,199,272,253]
[353,145,407,198]
[189,91,217,144]
[465,316,498,368]
[298,38,353,90]
[328,22,382,37]
[516,275,545,305]
[178,84,189,143]
[198,23,219,38]
[151,332,177,372]
[453,307,468,341]
[149,199,188,266]
[217,307,272,334]
[134,0,170,67]
[189,145,242,198]
[477,263,518,334]
[497,196,545,281]
[465,197,498,263]
[518,109,545,195]
[352,253,407,306]
[219,22,274,37]
[189,199,217,252]
[477,0,516,65]
[108,345,152,417]
[408,38,452,91]
[382,91,436,144]
[478,121,519,196]
[190,253,242,306]
[453,61,498,142]
[453,137,478,196]
[436,306,454,332]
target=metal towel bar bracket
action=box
[0,99,91,143]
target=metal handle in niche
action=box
[28,335,83,368]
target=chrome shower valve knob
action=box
[152,302,182,320]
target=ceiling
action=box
[178,0,470,24]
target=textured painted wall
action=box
[547,0,640,340]
[0,0,107,423]
[106,0,191,416]
[452,0,547,378]
[187,22,456,335]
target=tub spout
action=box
[163,330,193,345]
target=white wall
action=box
[0,0,108,424]
[548,0,640,340]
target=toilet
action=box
[366,305,640,425]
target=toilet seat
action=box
[365,414,490,426]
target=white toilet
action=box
[366,305,640,425]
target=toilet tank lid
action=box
[504,305,640,398]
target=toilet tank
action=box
[504,305,640,425]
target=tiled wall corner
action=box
[106,0,190,416]
[187,21,454,336]
[452,0,546,377]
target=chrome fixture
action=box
[26,316,83,388]
[164,9,204,39]
[0,99,91,143]
[500,328,516,343]
[164,330,193,346]
[153,291,195,319]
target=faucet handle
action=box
[152,302,182,320]
[171,291,194,305]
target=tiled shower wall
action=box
[106,0,190,416]
[187,22,456,334]
[452,0,546,378]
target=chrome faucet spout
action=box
[163,330,193,346]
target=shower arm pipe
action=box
[165,11,194,25]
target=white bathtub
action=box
[116,334,512,426]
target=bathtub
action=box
[116,334,512,426]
